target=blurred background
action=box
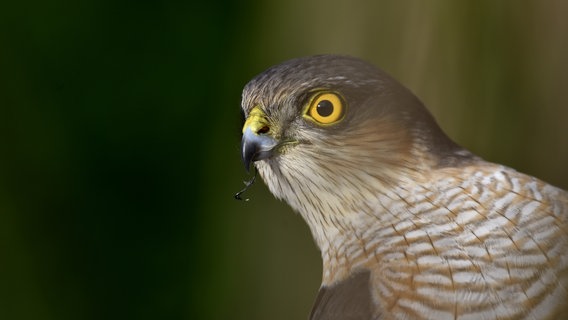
[1,1,567,319]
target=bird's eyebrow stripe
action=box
[298,88,334,105]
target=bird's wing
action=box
[309,270,379,320]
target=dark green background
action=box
[1,1,567,319]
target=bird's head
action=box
[240,55,468,243]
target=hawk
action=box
[239,55,568,319]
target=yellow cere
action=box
[304,92,345,125]
[243,106,269,134]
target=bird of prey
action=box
[239,55,568,320]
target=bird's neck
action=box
[298,150,479,285]
[307,157,486,286]
[305,173,426,284]
[266,155,430,284]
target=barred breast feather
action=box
[309,163,568,320]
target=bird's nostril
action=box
[257,126,270,134]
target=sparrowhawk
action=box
[239,55,568,319]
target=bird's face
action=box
[240,56,435,232]
[241,89,349,172]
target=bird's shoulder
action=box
[426,161,568,211]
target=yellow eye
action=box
[305,92,345,125]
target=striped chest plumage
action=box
[315,164,568,320]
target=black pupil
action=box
[316,100,334,117]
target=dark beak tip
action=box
[241,127,277,173]
[242,157,252,173]
[241,137,253,173]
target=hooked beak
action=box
[241,107,278,172]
